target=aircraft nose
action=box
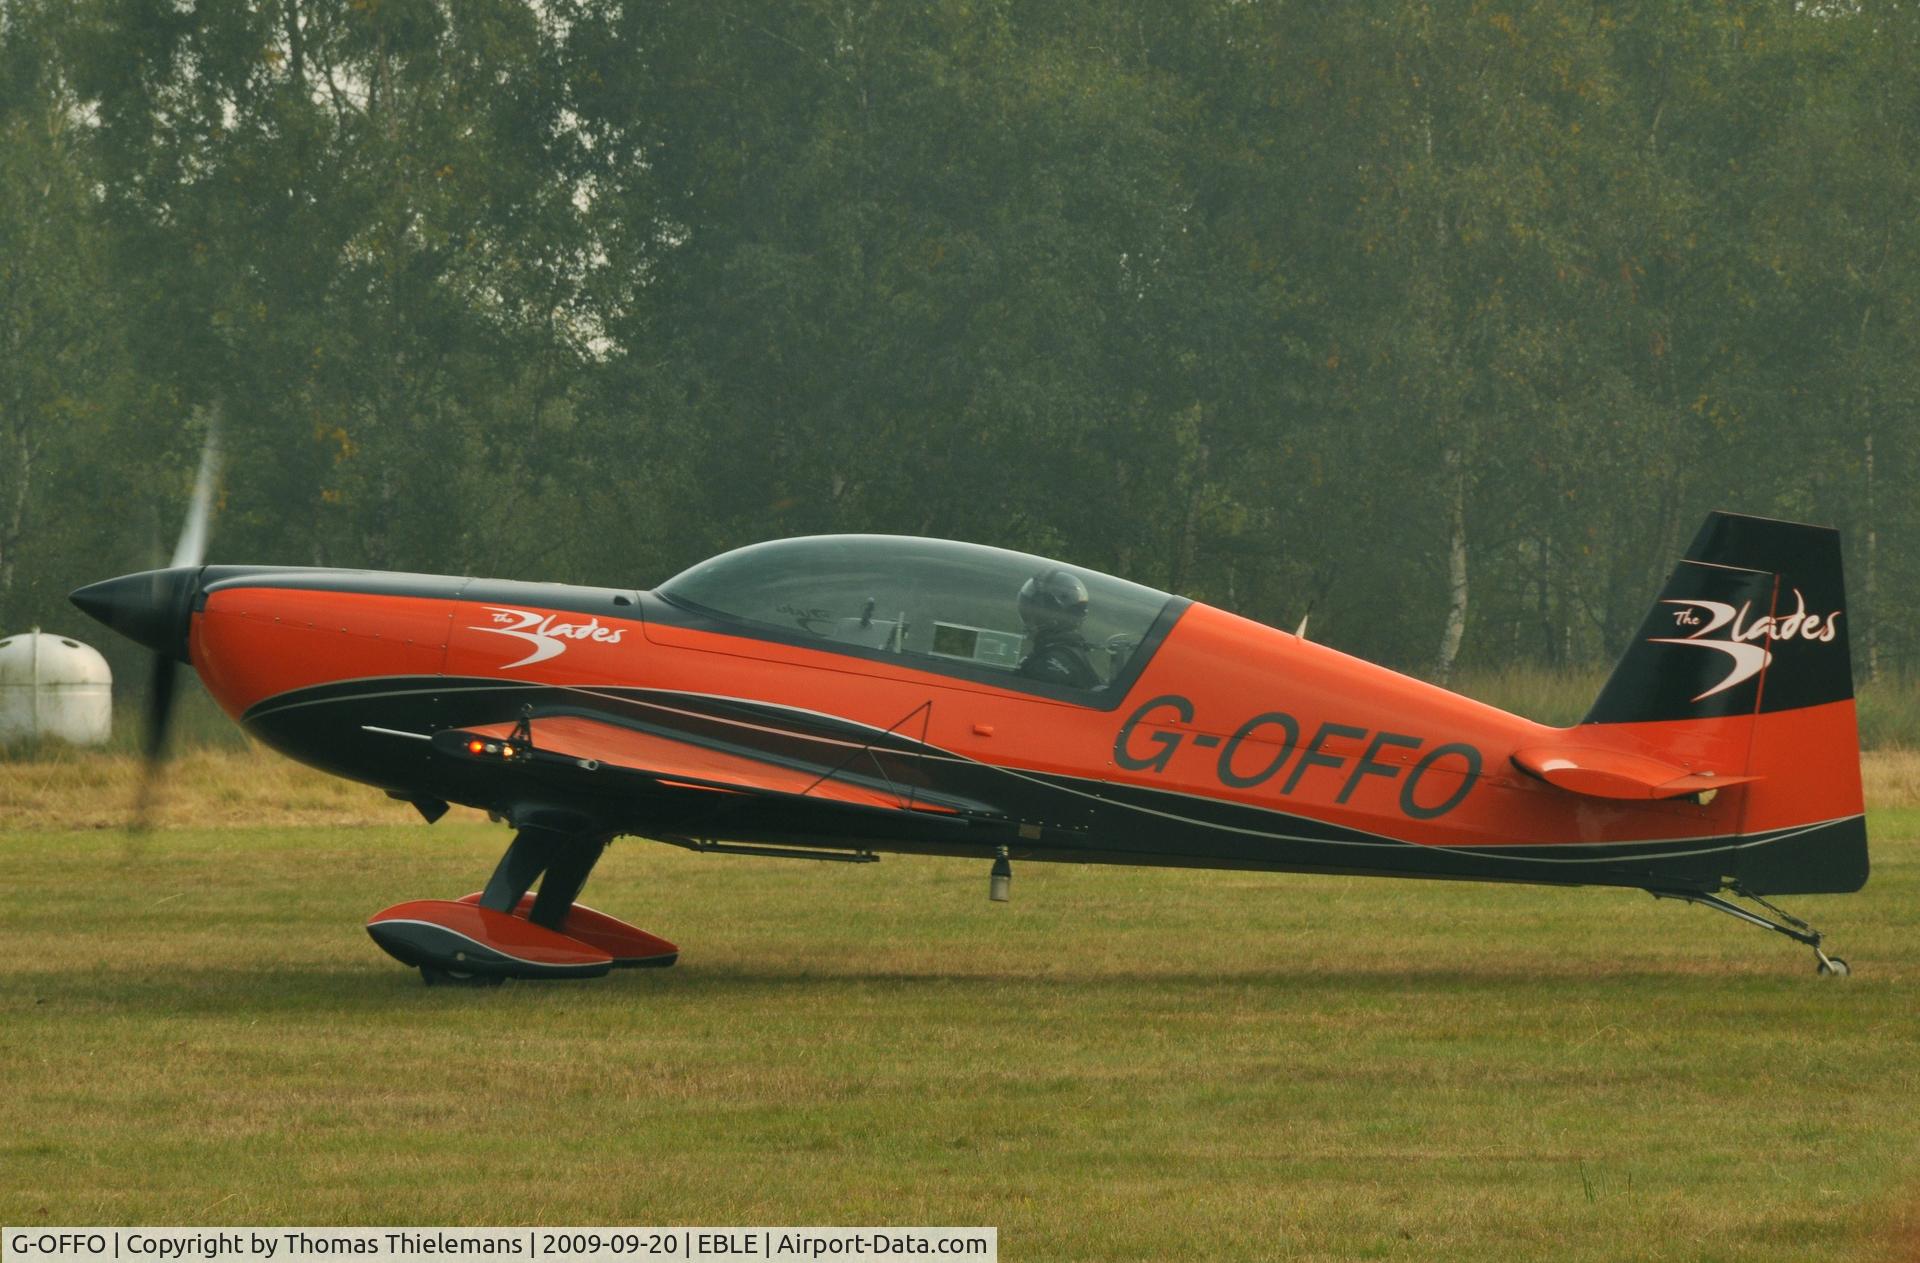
[70,567,202,661]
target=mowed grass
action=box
[0,754,1917,1261]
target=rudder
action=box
[1580,511,1865,894]
[1585,512,1852,725]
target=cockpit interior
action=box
[656,535,1182,697]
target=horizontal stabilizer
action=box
[1512,744,1760,801]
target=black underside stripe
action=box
[243,675,1867,895]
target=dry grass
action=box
[1864,749,1920,814]
[0,745,485,830]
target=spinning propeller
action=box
[70,420,221,829]
[144,425,221,795]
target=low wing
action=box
[434,713,968,816]
[1512,744,1760,801]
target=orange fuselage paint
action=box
[190,580,1860,857]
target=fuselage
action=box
[144,553,1860,896]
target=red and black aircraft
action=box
[72,509,1867,984]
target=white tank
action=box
[0,629,114,745]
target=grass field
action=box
[2,751,1918,1261]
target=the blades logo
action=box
[473,606,624,669]
[1654,588,1840,702]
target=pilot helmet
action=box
[1018,569,1090,635]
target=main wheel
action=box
[420,965,505,988]
[1817,956,1851,978]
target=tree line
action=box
[3,0,1915,689]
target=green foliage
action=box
[4,0,1918,689]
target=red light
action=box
[467,739,485,754]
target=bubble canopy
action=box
[655,535,1184,699]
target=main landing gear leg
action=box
[405,827,610,987]
[477,827,555,913]
[366,822,677,985]
[526,834,609,930]
[410,822,569,986]
[1650,887,1850,976]
[478,825,608,925]
[400,825,609,987]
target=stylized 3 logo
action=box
[1653,588,1840,702]
[472,606,624,669]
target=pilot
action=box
[1017,569,1101,689]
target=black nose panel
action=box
[70,567,202,661]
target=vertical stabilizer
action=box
[1585,512,1851,725]
[1577,512,1864,894]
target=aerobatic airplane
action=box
[72,495,1867,984]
